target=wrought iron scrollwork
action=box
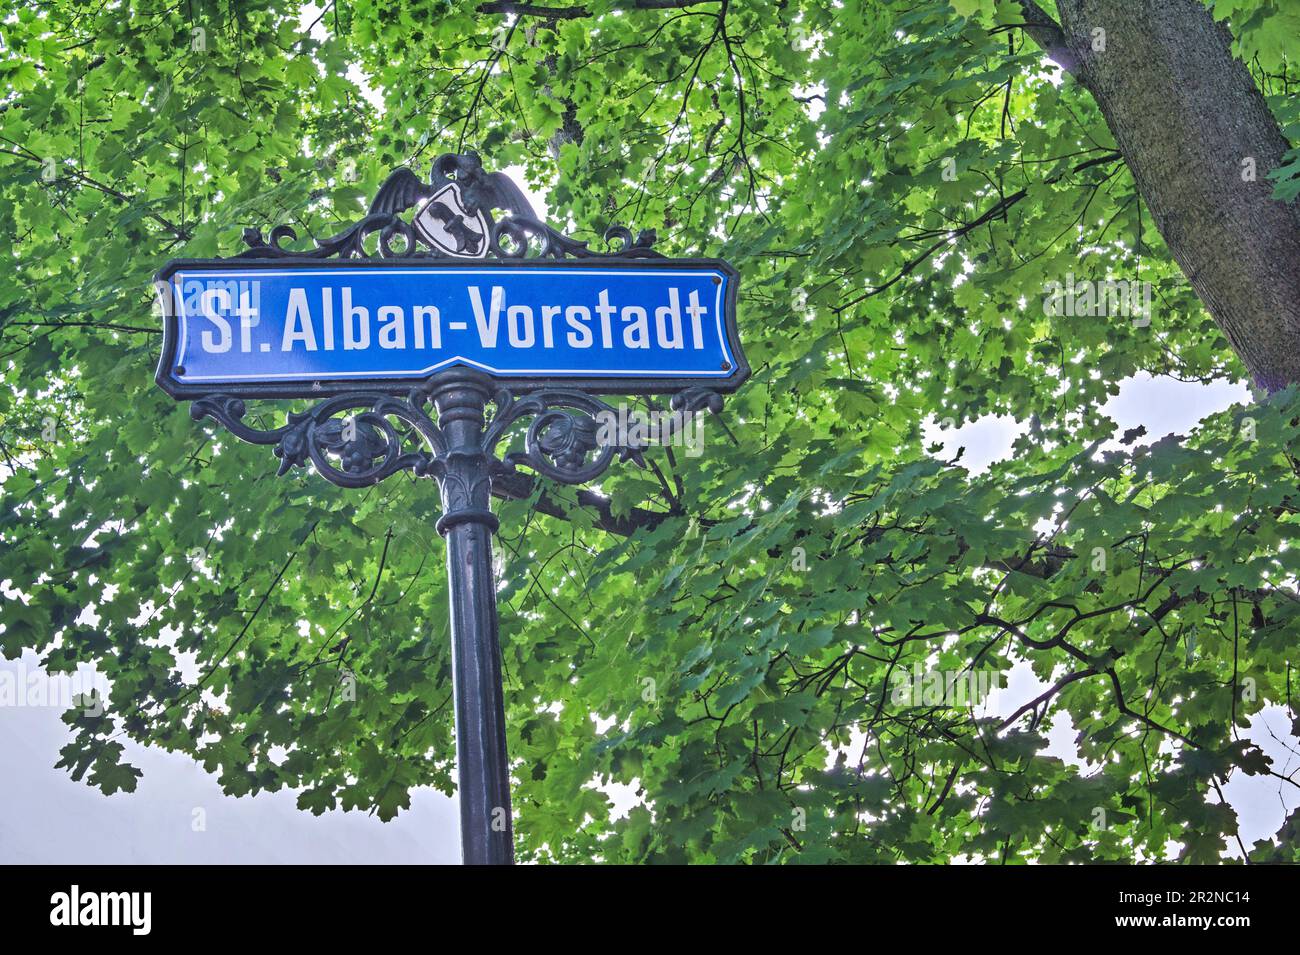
[191,390,442,489]
[238,151,660,262]
[483,389,633,485]
[488,218,659,261]
[240,216,421,260]
[190,376,725,495]
[479,386,723,485]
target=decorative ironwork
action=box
[190,392,439,488]
[190,375,725,493]
[239,151,660,262]
[194,153,725,493]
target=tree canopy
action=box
[2,0,1299,863]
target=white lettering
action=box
[413,305,440,349]
[283,288,318,351]
[377,305,405,349]
[468,285,503,347]
[655,288,684,349]
[621,305,650,349]
[565,305,593,348]
[199,288,232,353]
[342,287,369,350]
[235,287,259,352]
[540,305,560,348]
[507,304,535,348]
[322,287,335,350]
[595,289,616,348]
[50,885,151,936]
[685,289,707,349]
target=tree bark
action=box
[1036,0,1300,391]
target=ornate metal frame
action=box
[175,152,736,492]
[189,379,724,492]
[154,255,744,400]
[243,150,662,263]
[239,204,660,263]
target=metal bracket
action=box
[190,373,726,494]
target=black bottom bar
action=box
[6,864,1287,935]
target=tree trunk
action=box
[1045,0,1300,391]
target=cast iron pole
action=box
[430,370,514,865]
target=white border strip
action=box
[172,266,734,382]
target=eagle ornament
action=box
[369,152,536,259]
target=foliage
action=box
[1,0,1298,863]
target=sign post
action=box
[155,153,747,864]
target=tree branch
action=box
[833,149,1122,315]
[477,0,718,18]
[1014,0,1084,81]
[491,468,673,536]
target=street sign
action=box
[156,152,747,865]
[155,258,745,398]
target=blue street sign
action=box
[155,258,746,397]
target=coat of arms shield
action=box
[412,183,490,258]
